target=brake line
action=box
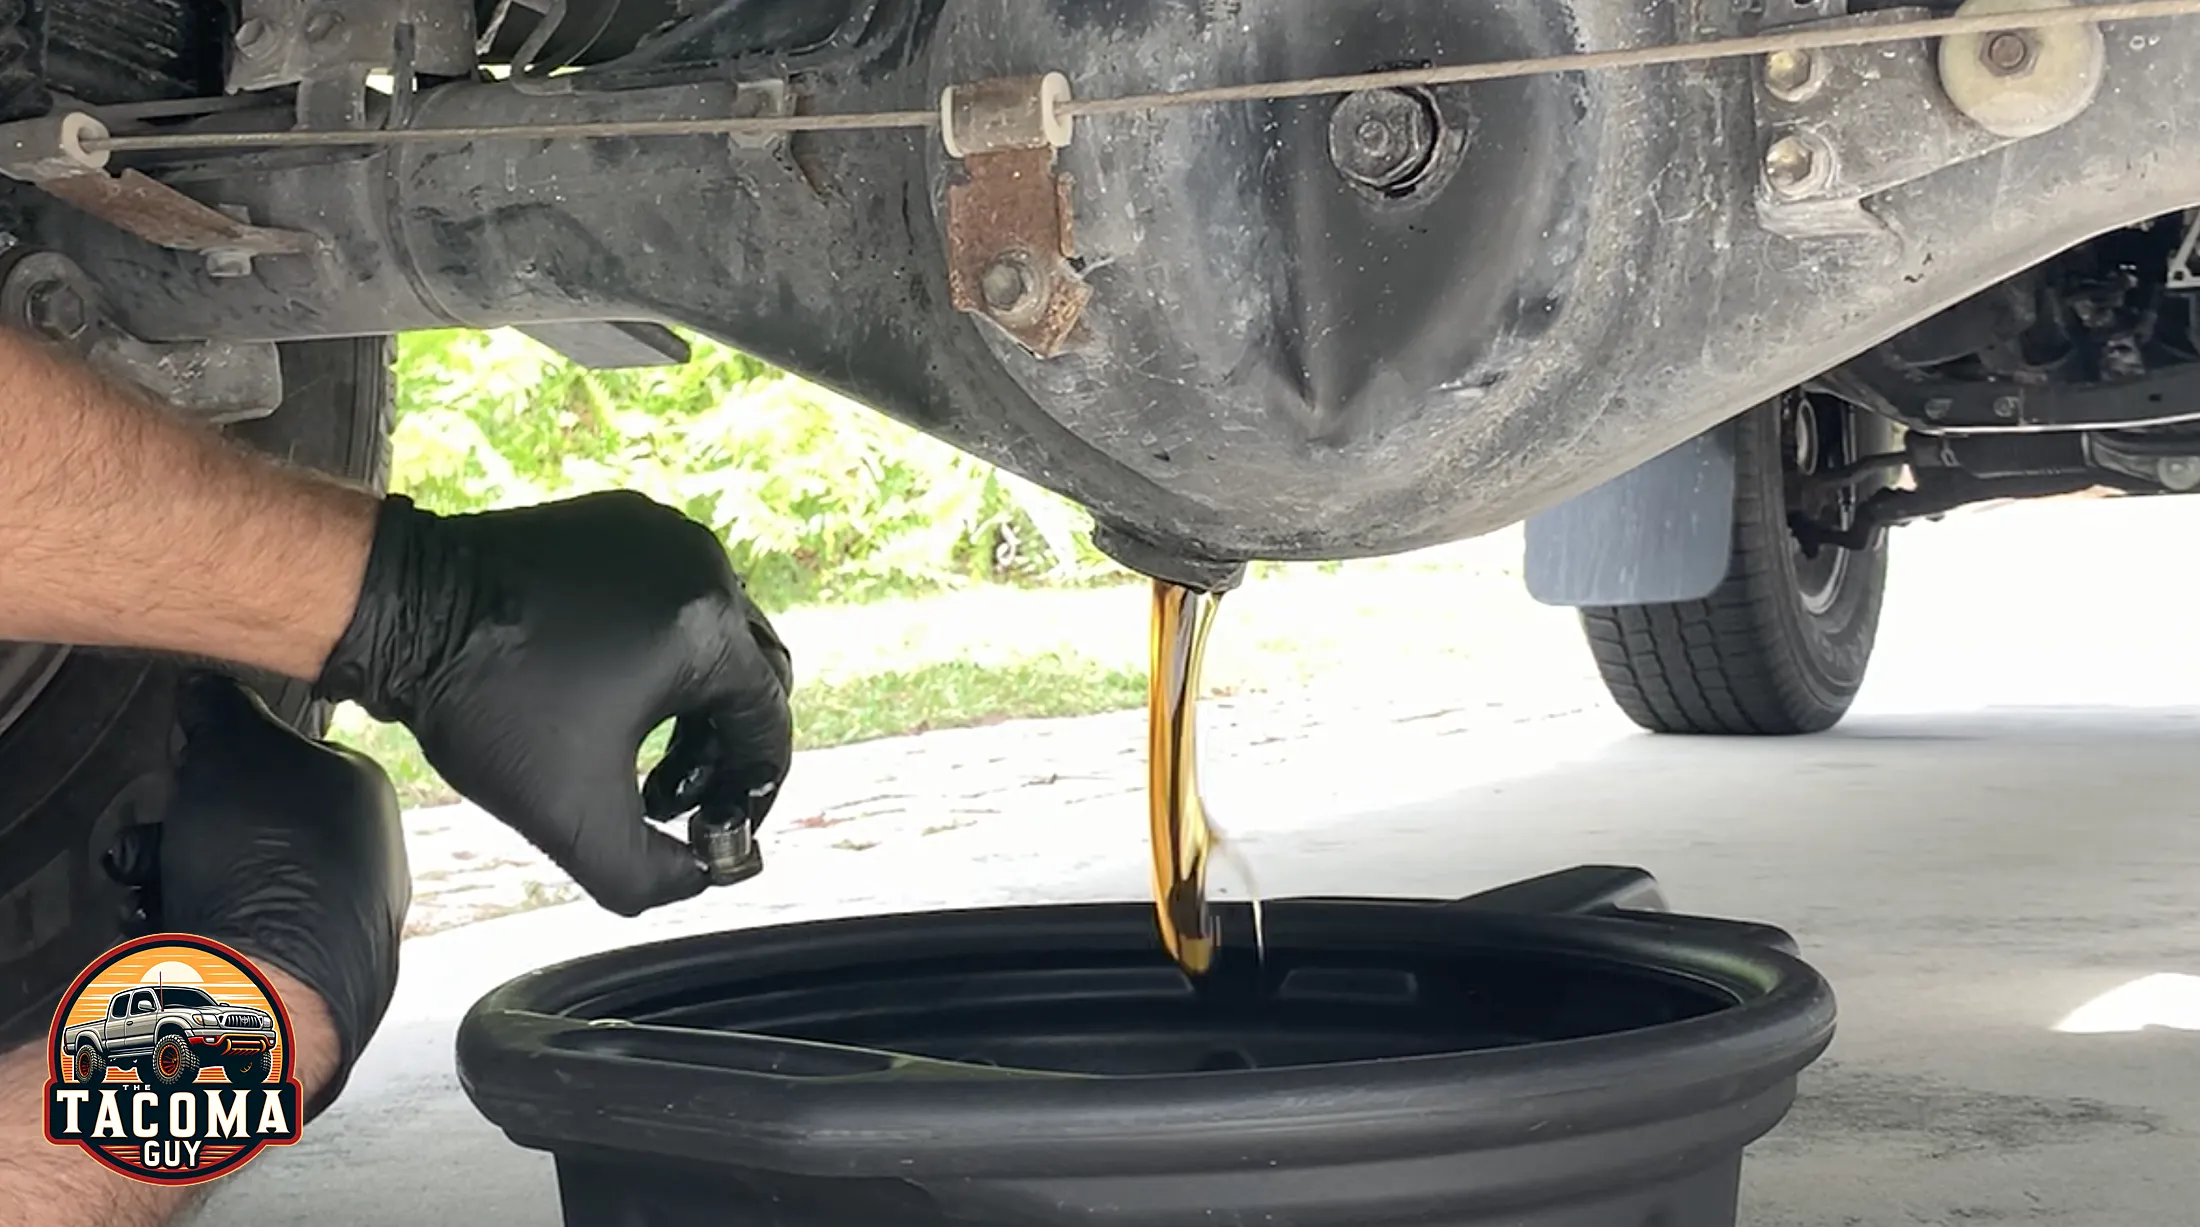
[72,0,2200,155]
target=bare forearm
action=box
[0,330,375,679]
[0,968,339,1227]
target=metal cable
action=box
[89,108,938,152]
[79,0,2200,155]
[1063,0,2200,116]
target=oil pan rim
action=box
[457,883,1834,1183]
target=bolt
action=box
[979,253,1039,316]
[1763,48,1817,101]
[1762,132,1829,198]
[688,810,763,886]
[23,280,87,341]
[1328,88,1441,194]
[1923,397,1954,421]
[233,17,270,56]
[2161,457,2200,490]
[302,9,343,43]
[1981,30,2035,75]
[1992,395,2022,420]
[204,249,254,280]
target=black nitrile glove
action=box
[158,673,409,1119]
[316,490,795,917]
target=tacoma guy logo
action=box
[44,934,304,1185]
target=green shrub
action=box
[393,329,1126,608]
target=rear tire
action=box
[0,339,394,1048]
[72,1039,105,1085]
[1580,394,1888,736]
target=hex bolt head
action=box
[688,811,762,886]
[23,280,87,341]
[204,249,254,280]
[980,253,1039,316]
[302,9,343,43]
[1328,88,1441,194]
[1762,132,1830,198]
[1981,30,2036,76]
[1991,394,2021,420]
[233,17,270,56]
[2160,457,2200,490]
[1762,49,1818,101]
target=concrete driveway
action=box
[195,495,2200,1226]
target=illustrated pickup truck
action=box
[63,986,277,1091]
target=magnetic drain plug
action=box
[691,809,764,886]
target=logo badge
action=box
[45,934,305,1185]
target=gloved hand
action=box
[315,490,795,916]
[156,673,409,1118]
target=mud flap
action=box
[1523,421,1740,607]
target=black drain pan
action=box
[457,865,1834,1227]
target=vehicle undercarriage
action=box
[7,0,2200,1034]
[3,0,2197,585]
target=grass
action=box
[330,652,1149,808]
[796,655,1147,745]
[327,528,1577,809]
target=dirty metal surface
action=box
[229,0,476,94]
[943,146,1089,358]
[40,169,316,255]
[88,330,285,424]
[0,246,286,421]
[1753,9,2025,239]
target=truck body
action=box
[63,986,275,1085]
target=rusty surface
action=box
[943,146,1090,358]
[41,170,317,256]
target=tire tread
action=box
[1581,401,1881,736]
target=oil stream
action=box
[1147,579,1262,976]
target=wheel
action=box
[223,1049,272,1086]
[72,1039,105,1085]
[0,338,394,1049]
[147,1031,201,1090]
[0,338,392,1045]
[0,4,395,1049]
[1580,392,1889,735]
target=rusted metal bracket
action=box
[42,174,318,257]
[0,113,318,261]
[939,72,1090,359]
